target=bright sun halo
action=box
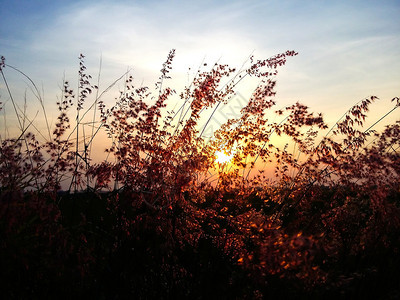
[215,150,233,164]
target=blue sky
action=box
[1,0,399,137]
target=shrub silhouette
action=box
[0,51,399,298]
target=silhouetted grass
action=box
[0,52,399,299]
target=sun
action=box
[215,150,234,164]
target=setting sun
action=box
[215,150,234,164]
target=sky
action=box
[1,0,399,142]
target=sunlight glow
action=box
[215,150,234,164]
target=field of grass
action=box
[0,52,399,298]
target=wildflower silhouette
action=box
[0,51,399,298]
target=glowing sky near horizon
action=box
[1,0,399,137]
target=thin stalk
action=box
[65,70,130,144]
[89,54,102,159]
[0,68,43,190]
[364,105,398,134]
[73,80,81,193]
[5,64,52,141]
[0,68,23,130]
